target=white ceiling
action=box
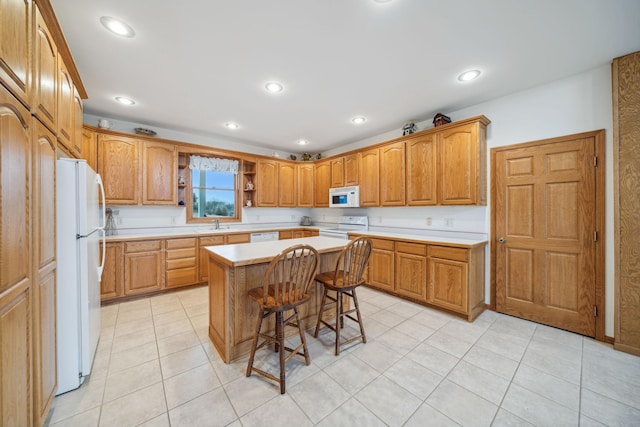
[51,0,640,153]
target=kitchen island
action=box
[205,236,348,363]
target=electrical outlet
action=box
[117,217,123,225]
[445,218,454,227]
[170,216,176,225]
[426,217,432,226]
[111,209,119,215]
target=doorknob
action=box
[498,237,506,244]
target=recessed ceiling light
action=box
[100,16,135,38]
[351,116,367,125]
[297,139,309,145]
[225,122,239,130]
[457,69,481,82]
[115,96,135,105]
[265,82,284,93]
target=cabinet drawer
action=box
[200,236,224,246]
[371,238,394,251]
[166,257,196,270]
[166,238,196,250]
[428,245,468,262]
[227,233,250,244]
[166,248,196,260]
[166,268,198,288]
[396,242,427,256]
[125,240,162,253]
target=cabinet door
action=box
[0,85,32,427]
[395,252,427,302]
[256,159,278,207]
[438,122,478,205]
[57,55,73,150]
[71,88,83,157]
[279,230,293,240]
[98,134,139,205]
[101,242,123,300]
[344,154,359,186]
[380,141,405,206]
[369,249,394,292]
[406,134,437,205]
[314,160,331,207]
[124,251,163,295]
[142,141,177,205]
[429,257,468,313]
[33,5,57,132]
[32,120,57,425]
[278,162,297,207]
[359,148,379,206]
[330,157,344,188]
[0,0,31,106]
[82,127,98,171]
[297,163,314,207]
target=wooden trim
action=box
[490,130,606,340]
[34,0,87,98]
[604,335,615,345]
[612,50,622,354]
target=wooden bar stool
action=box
[314,237,372,355]
[245,244,319,394]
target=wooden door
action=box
[33,5,57,132]
[297,163,314,207]
[256,159,278,207]
[32,119,57,425]
[380,141,405,206]
[141,141,177,205]
[344,154,359,186]
[97,134,139,205]
[406,134,437,205]
[314,160,330,207]
[494,134,599,336]
[330,157,344,188]
[278,162,297,207]
[0,0,31,106]
[359,148,379,207]
[0,84,32,427]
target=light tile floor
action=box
[48,285,640,427]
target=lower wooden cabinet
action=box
[199,235,225,282]
[360,234,486,321]
[101,242,123,301]
[124,240,163,295]
[166,238,198,288]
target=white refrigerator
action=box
[56,158,106,395]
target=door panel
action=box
[495,136,596,336]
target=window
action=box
[188,155,240,221]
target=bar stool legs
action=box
[314,286,367,355]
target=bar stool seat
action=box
[314,237,373,355]
[245,244,319,394]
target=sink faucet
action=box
[212,219,220,230]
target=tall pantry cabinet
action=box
[1,0,87,425]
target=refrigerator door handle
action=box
[96,174,106,230]
[98,228,106,278]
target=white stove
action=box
[319,215,369,240]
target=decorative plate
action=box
[134,127,157,136]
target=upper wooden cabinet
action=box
[359,148,380,207]
[297,163,314,207]
[56,54,73,149]
[32,4,57,132]
[406,133,437,206]
[438,120,487,205]
[256,158,278,207]
[141,141,177,205]
[0,0,31,107]
[71,87,83,157]
[330,157,344,188]
[330,154,358,188]
[82,127,98,171]
[278,162,297,207]
[98,134,140,205]
[380,141,405,206]
[314,160,331,207]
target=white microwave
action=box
[329,186,360,208]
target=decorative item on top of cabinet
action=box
[402,121,417,135]
[243,159,256,208]
[433,113,452,127]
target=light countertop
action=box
[350,231,487,248]
[205,236,348,267]
[104,225,319,242]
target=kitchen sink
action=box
[196,227,230,233]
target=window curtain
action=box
[189,155,239,174]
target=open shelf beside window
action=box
[243,160,256,208]
[177,152,188,206]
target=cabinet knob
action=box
[498,237,506,244]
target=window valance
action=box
[189,155,239,174]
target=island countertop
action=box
[205,236,348,267]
